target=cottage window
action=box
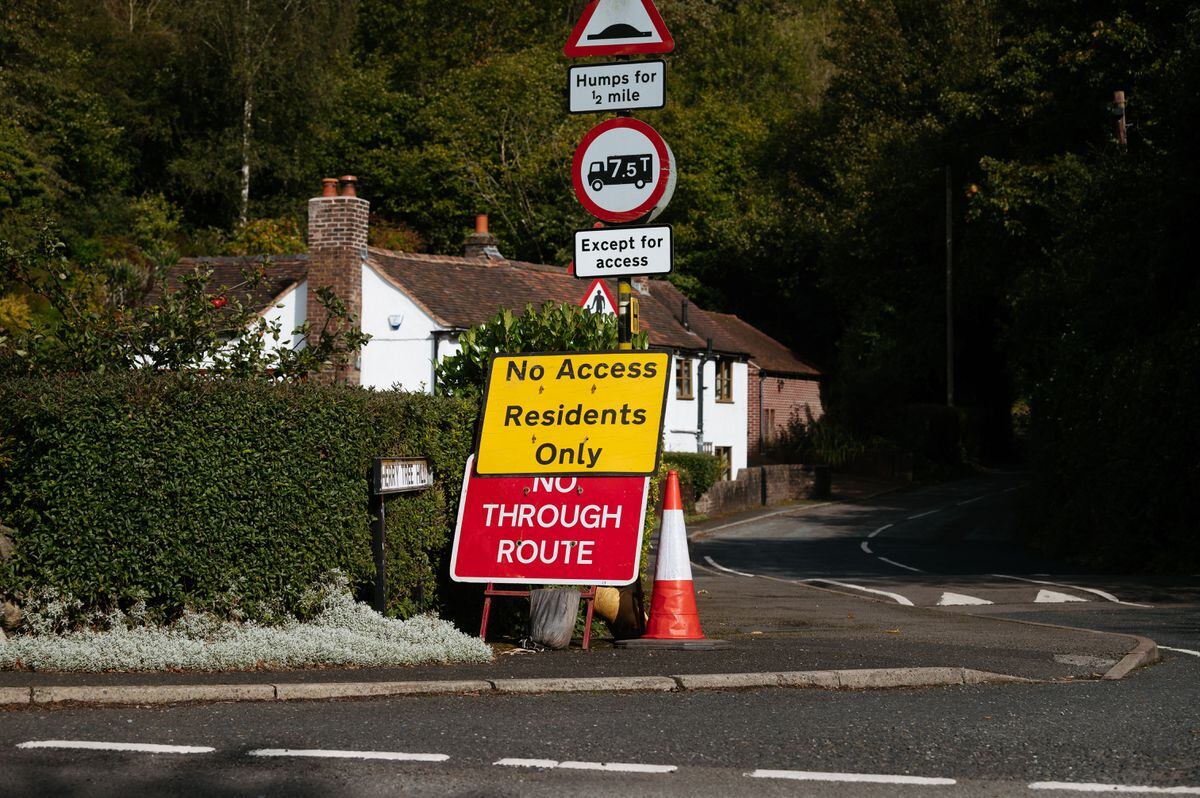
[716,360,733,403]
[715,446,733,481]
[675,357,694,400]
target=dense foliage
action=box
[661,452,724,500]
[0,374,477,621]
[3,0,1197,568]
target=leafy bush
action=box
[662,452,723,499]
[435,301,646,400]
[0,373,476,622]
[765,409,878,468]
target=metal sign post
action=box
[370,457,433,612]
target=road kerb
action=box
[834,667,965,689]
[31,684,277,705]
[0,686,32,706]
[490,676,678,694]
[673,672,782,690]
[275,680,493,700]
[776,670,841,688]
[1101,635,1159,681]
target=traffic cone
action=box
[615,470,729,650]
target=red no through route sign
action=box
[450,455,649,586]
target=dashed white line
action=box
[560,761,677,773]
[697,500,836,533]
[17,740,214,754]
[1029,781,1200,793]
[805,579,915,606]
[1002,483,1030,493]
[749,769,955,785]
[494,758,676,774]
[877,557,923,573]
[937,591,993,606]
[702,555,756,578]
[1159,646,1200,658]
[860,540,873,554]
[868,523,893,538]
[495,758,560,768]
[907,509,941,520]
[957,495,988,506]
[992,574,1151,608]
[248,749,448,762]
[1034,589,1088,603]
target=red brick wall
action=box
[747,364,824,460]
[306,195,369,385]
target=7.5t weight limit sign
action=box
[573,117,676,224]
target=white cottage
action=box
[172,178,823,479]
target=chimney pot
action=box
[475,214,489,234]
[338,175,358,197]
[321,178,338,198]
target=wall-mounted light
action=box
[388,314,404,330]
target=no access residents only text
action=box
[473,351,670,477]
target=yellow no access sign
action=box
[475,350,670,476]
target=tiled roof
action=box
[145,255,308,315]
[154,249,820,376]
[700,311,821,377]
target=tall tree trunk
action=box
[238,0,252,225]
[240,87,252,225]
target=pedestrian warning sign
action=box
[474,351,670,477]
[564,0,675,58]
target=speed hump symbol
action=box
[572,117,676,224]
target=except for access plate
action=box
[574,224,672,279]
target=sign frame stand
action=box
[480,584,598,650]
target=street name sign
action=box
[572,117,676,224]
[450,455,648,585]
[474,350,670,476]
[574,224,672,278]
[563,0,674,58]
[569,61,665,114]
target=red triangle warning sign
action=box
[579,279,617,316]
[564,0,675,58]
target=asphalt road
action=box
[4,655,1199,797]
[4,471,1198,796]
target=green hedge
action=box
[0,374,476,621]
[662,451,723,499]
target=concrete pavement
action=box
[0,472,1162,708]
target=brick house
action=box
[168,178,823,479]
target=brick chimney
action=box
[463,214,503,259]
[307,175,368,384]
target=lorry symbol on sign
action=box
[589,154,653,191]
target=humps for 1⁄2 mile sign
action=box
[474,351,670,477]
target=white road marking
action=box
[698,501,836,533]
[17,741,214,754]
[1030,781,1200,793]
[937,591,993,606]
[559,761,677,773]
[1159,646,1200,658]
[494,758,675,773]
[495,758,559,768]
[868,523,893,538]
[957,495,988,506]
[860,540,873,554]
[248,749,448,762]
[1035,589,1089,603]
[908,509,942,520]
[749,769,955,785]
[877,557,923,573]
[702,556,755,578]
[1002,483,1030,493]
[992,574,1151,608]
[805,579,915,606]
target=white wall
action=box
[359,264,447,391]
[261,280,307,353]
[663,354,748,477]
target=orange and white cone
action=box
[616,470,729,650]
